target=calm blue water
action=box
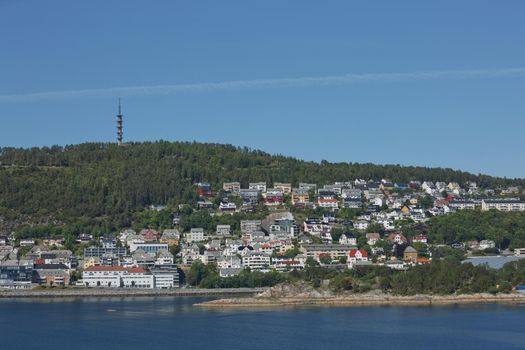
[1,296,524,350]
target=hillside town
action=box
[1,179,525,290]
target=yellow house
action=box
[160,237,180,246]
[278,243,296,255]
[403,246,418,261]
[160,229,181,246]
[274,183,292,195]
[83,257,101,269]
[401,206,411,215]
[292,189,310,205]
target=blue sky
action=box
[1,0,524,178]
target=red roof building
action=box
[141,229,159,242]
[349,249,369,258]
[347,249,369,267]
[386,232,407,244]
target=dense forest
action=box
[0,141,524,234]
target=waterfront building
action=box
[82,266,153,288]
[151,267,180,288]
[0,260,33,289]
[33,263,71,286]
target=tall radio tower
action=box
[117,98,123,146]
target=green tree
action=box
[319,254,332,265]
[186,261,217,287]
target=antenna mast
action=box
[117,98,123,146]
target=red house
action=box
[141,229,159,242]
[265,194,284,206]
[386,232,407,244]
[196,183,214,198]
[348,249,369,265]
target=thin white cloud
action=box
[1,67,525,103]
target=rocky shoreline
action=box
[0,287,266,299]
[195,293,525,308]
[194,284,525,308]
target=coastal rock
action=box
[258,282,333,299]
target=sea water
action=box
[1,296,524,350]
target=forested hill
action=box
[0,141,522,229]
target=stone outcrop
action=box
[195,283,525,308]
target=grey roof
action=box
[157,250,174,258]
[404,246,417,253]
[220,267,244,276]
[34,263,70,270]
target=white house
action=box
[186,228,205,243]
[217,255,242,269]
[240,220,262,233]
[366,233,381,246]
[422,181,436,195]
[338,233,357,246]
[479,240,496,250]
[372,197,384,207]
[347,249,369,267]
[354,220,369,230]
[514,248,525,257]
[155,250,174,265]
[412,235,428,244]
[249,182,267,192]
[216,225,231,236]
[242,252,271,270]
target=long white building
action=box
[82,266,152,288]
[481,198,525,212]
[242,252,271,270]
[81,266,178,289]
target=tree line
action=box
[1,141,524,235]
[187,258,525,295]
